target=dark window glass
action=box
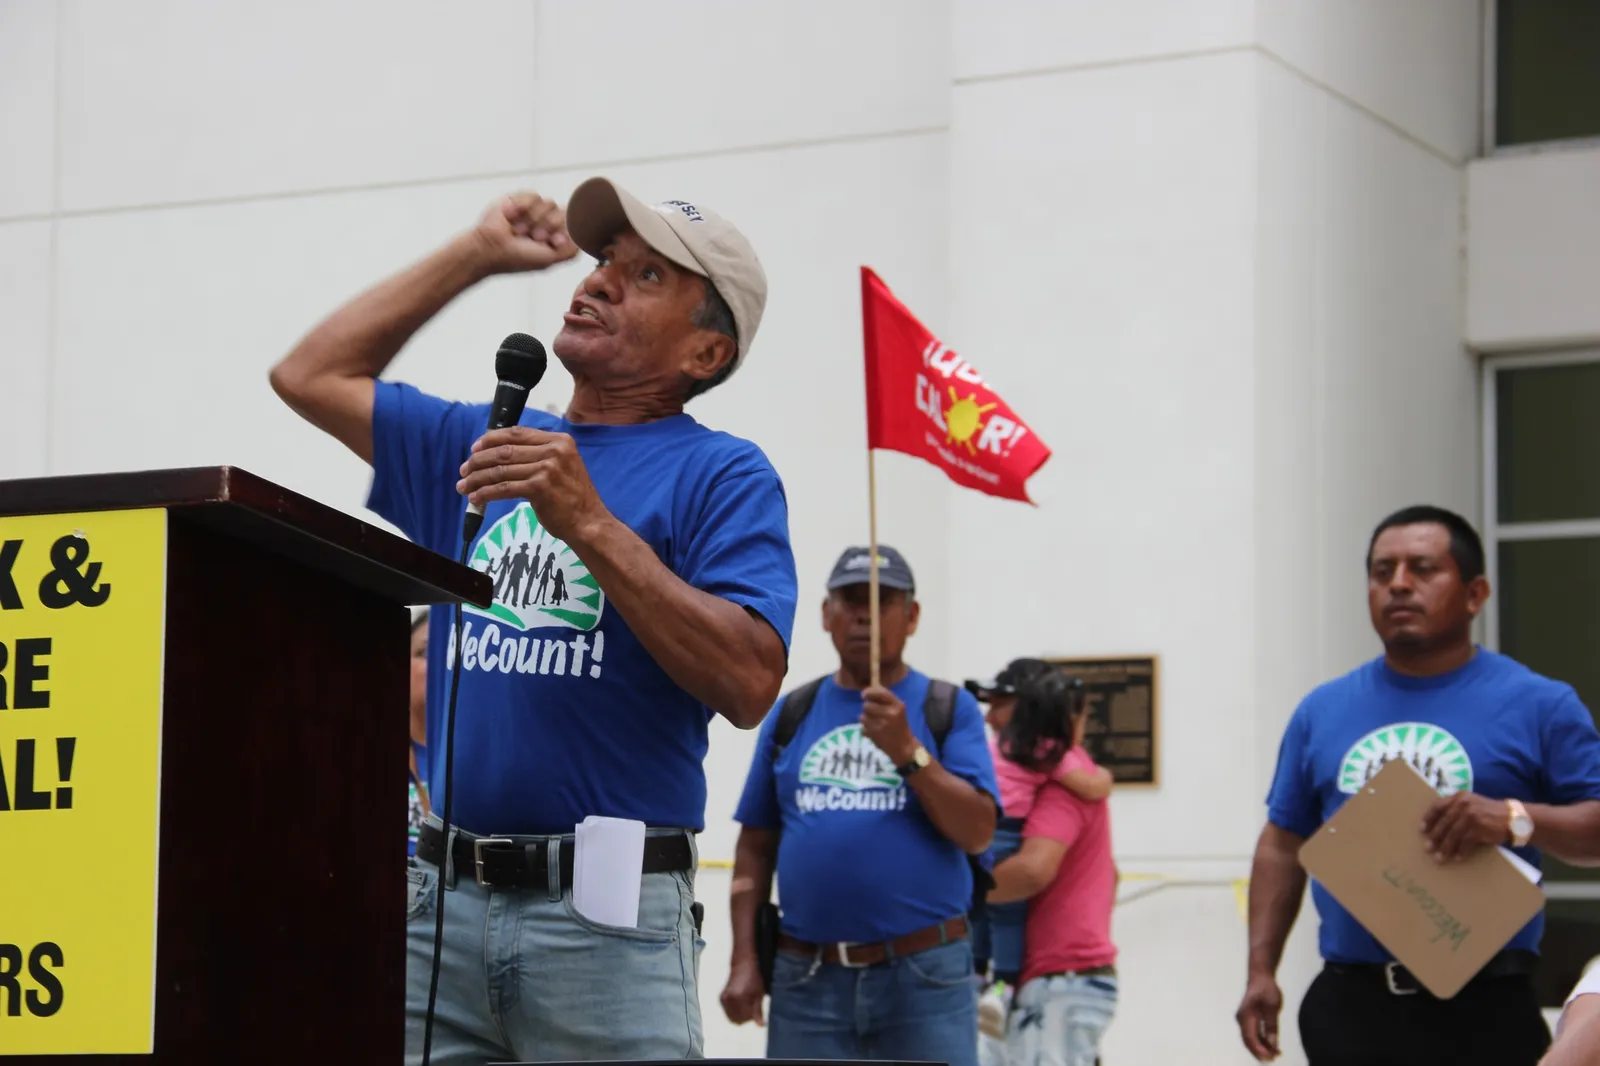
[1495,362,1600,523]
[1537,901,1600,1008]
[1498,534,1600,900]
[1495,0,1600,146]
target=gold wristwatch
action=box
[897,744,932,778]
[1506,798,1534,847]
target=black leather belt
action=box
[416,823,693,891]
[1324,949,1536,996]
[779,917,969,967]
[1036,964,1117,979]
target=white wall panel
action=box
[1098,876,1254,1065]
[56,0,538,211]
[948,52,1260,861]
[0,221,53,480]
[1313,96,1474,675]
[953,0,1253,81]
[1253,56,1326,848]
[1468,147,1600,351]
[1258,0,1481,162]
[0,0,57,219]
[535,0,949,167]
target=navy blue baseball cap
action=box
[826,545,915,594]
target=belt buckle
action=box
[836,942,868,968]
[473,837,515,888]
[1384,962,1418,996]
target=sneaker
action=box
[977,981,1010,1041]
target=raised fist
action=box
[471,192,580,275]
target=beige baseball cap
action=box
[565,177,767,372]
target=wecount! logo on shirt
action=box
[794,725,907,812]
[446,503,608,680]
[468,504,603,631]
[1337,722,1474,796]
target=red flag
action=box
[861,266,1051,503]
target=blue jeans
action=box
[767,938,979,1066]
[1006,973,1118,1066]
[971,820,1026,980]
[403,825,704,1064]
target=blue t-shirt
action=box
[1266,649,1600,964]
[734,669,1000,944]
[370,381,799,835]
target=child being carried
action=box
[970,663,1111,1051]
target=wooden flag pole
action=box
[867,448,881,689]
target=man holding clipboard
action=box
[1237,506,1600,1066]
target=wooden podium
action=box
[0,467,489,1062]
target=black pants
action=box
[1299,965,1551,1066]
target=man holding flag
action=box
[723,543,998,1066]
[717,268,1051,1065]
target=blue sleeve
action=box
[1265,701,1320,838]
[1540,688,1600,805]
[937,689,1000,799]
[733,704,783,829]
[678,467,799,652]
[367,381,486,556]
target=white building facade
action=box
[2,2,1597,1063]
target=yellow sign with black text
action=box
[0,508,166,1054]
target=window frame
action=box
[1482,347,1600,907]
[1484,0,1600,156]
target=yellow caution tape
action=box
[697,862,1251,920]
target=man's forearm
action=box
[271,232,492,461]
[988,857,1041,904]
[1247,828,1308,975]
[1529,800,1600,865]
[907,767,996,855]
[567,514,784,728]
[989,837,1067,904]
[729,834,777,965]
[1547,996,1600,1066]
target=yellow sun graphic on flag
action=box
[945,387,997,455]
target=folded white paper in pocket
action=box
[572,815,646,928]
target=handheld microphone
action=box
[462,332,548,543]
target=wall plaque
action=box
[1046,655,1159,787]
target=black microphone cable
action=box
[419,546,470,1066]
[421,334,547,1066]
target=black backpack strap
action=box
[921,678,960,757]
[759,677,827,926]
[771,676,827,756]
[920,679,996,906]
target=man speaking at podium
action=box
[271,182,799,1063]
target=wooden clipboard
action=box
[1297,758,1545,999]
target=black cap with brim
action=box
[964,676,1002,699]
[965,657,1056,700]
[826,544,915,594]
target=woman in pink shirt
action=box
[988,672,1119,1066]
